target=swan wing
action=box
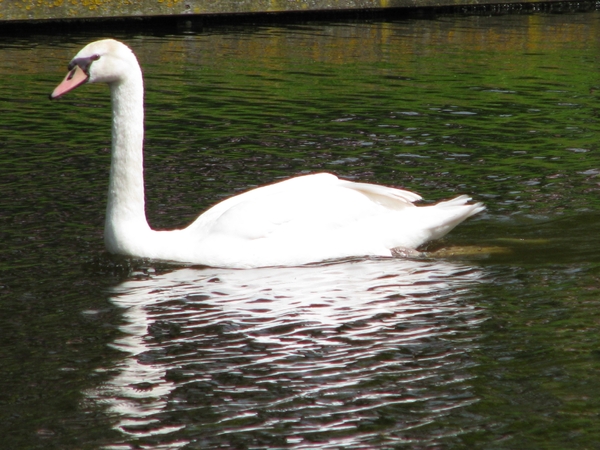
[337,179,422,209]
[174,173,433,267]
[187,173,421,240]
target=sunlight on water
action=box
[90,259,485,448]
[4,7,600,450]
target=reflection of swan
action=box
[88,259,486,446]
[51,39,484,268]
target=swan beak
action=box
[50,65,89,100]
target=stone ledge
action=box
[0,0,575,23]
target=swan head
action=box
[50,39,140,99]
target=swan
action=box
[50,39,484,269]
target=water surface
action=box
[2,9,600,449]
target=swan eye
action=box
[68,54,101,74]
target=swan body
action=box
[51,39,484,269]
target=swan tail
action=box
[438,194,485,216]
[423,195,485,241]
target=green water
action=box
[2,8,600,449]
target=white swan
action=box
[51,39,484,269]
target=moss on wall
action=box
[0,0,554,22]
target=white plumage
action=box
[51,39,484,268]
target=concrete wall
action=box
[0,0,565,23]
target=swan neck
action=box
[105,71,150,249]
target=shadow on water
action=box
[455,212,600,266]
[90,258,485,448]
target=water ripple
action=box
[89,258,486,448]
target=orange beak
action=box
[50,65,89,100]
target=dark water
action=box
[3,9,600,449]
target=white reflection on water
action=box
[89,258,486,448]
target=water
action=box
[2,8,600,448]
[102,261,484,449]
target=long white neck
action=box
[104,67,151,253]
